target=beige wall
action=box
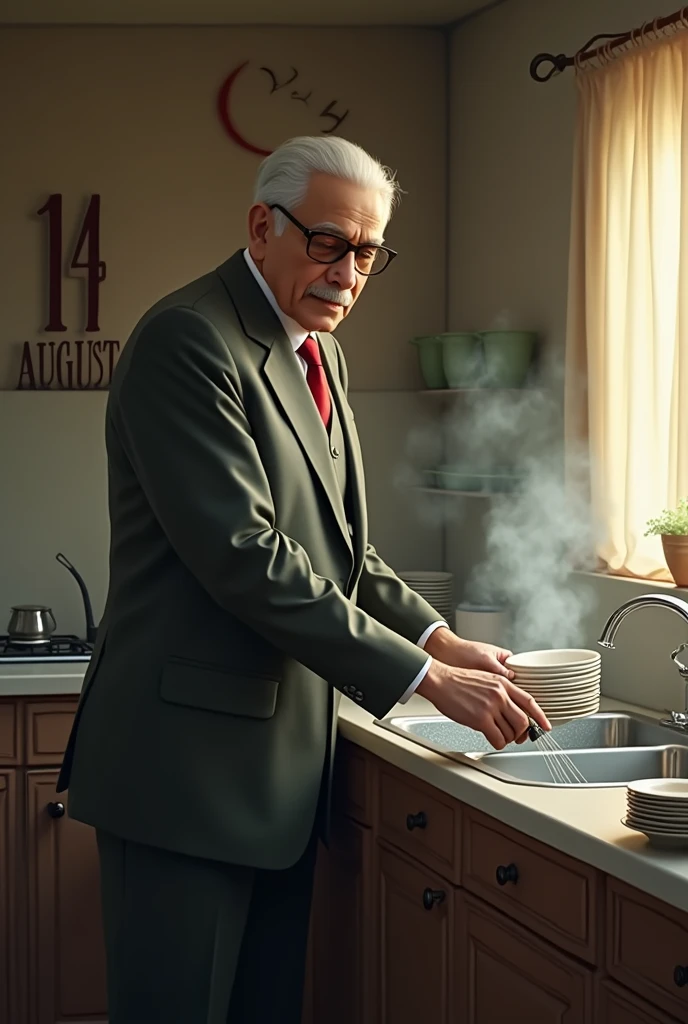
[0,25,447,391]
[0,26,447,634]
[448,0,687,713]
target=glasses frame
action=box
[269,204,397,276]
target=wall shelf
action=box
[410,486,495,498]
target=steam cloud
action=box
[404,357,599,653]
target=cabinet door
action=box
[377,842,454,1024]
[597,978,681,1024]
[0,770,17,1024]
[26,771,107,1024]
[459,893,593,1024]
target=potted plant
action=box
[645,498,688,586]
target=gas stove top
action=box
[0,634,93,663]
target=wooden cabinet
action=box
[26,771,107,1024]
[458,893,594,1024]
[597,978,683,1024]
[0,698,107,1024]
[377,842,454,1024]
[462,807,601,963]
[377,764,460,883]
[0,770,17,1024]
[606,877,688,1021]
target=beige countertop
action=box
[5,664,688,913]
[338,692,688,914]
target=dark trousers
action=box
[96,829,318,1024]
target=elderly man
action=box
[57,135,548,1023]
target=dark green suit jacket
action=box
[57,251,440,868]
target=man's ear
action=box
[247,203,271,261]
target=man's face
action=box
[247,172,388,333]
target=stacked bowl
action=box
[504,649,601,725]
[623,779,688,849]
[398,571,454,623]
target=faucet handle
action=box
[671,642,688,677]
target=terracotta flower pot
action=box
[661,534,688,586]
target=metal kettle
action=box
[7,605,57,642]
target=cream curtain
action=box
[566,28,688,580]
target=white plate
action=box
[538,700,601,714]
[622,819,688,847]
[548,709,600,725]
[506,649,600,672]
[626,815,688,833]
[627,779,688,800]
[513,670,601,685]
[401,573,454,581]
[524,683,600,698]
[627,795,688,813]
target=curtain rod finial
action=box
[529,52,571,82]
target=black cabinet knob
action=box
[46,801,65,819]
[496,863,519,886]
[406,811,427,831]
[675,965,688,987]
[422,887,445,911]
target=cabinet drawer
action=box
[462,808,600,963]
[597,978,681,1024]
[378,765,460,882]
[25,699,78,765]
[333,740,376,826]
[0,701,21,765]
[606,878,688,1020]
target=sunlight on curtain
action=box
[566,29,688,580]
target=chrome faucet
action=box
[598,593,688,729]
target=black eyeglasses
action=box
[269,204,397,276]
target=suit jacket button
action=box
[331,446,340,459]
[355,690,364,701]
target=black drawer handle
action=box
[406,811,427,831]
[675,965,688,988]
[422,888,445,911]
[46,802,65,819]
[496,863,518,886]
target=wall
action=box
[0,26,447,634]
[448,0,688,713]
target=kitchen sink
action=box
[374,712,688,787]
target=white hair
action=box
[253,136,401,234]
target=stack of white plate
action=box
[623,779,688,849]
[504,649,601,724]
[398,571,454,622]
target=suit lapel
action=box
[320,335,367,577]
[217,253,353,558]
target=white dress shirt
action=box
[243,249,448,702]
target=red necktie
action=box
[297,334,332,429]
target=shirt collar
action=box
[243,249,311,352]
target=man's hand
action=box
[418,629,551,750]
[423,628,514,680]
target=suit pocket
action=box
[159,659,279,719]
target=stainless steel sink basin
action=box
[374,711,688,787]
[478,746,688,786]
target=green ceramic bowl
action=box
[438,332,482,388]
[479,331,537,389]
[409,336,446,389]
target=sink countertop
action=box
[4,662,688,912]
[338,693,688,914]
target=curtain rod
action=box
[530,5,688,82]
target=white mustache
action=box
[305,284,353,307]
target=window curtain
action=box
[565,27,688,580]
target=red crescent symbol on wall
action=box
[217,62,273,157]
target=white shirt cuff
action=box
[397,621,450,704]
